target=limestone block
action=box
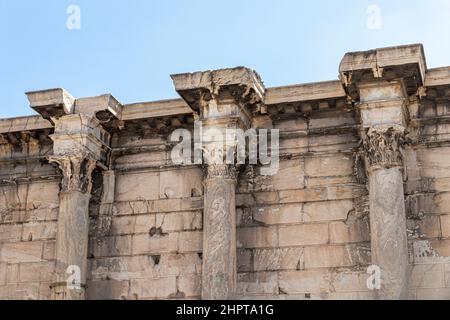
[42,241,56,260]
[114,152,168,171]
[237,249,252,272]
[309,113,355,129]
[418,147,450,179]
[130,277,177,299]
[252,204,303,225]
[445,263,450,288]
[416,288,450,300]
[279,224,328,247]
[237,226,278,249]
[0,263,6,285]
[253,248,304,271]
[131,233,178,255]
[90,254,202,281]
[0,224,23,242]
[133,214,156,234]
[264,160,306,191]
[279,186,356,204]
[326,291,375,300]
[329,221,370,244]
[429,240,450,257]
[89,256,148,281]
[25,207,59,223]
[115,172,160,202]
[6,264,19,284]
[156,211,202,233]
[10,282,40,300]
[304,245,354,269]
[237,272,279,296]
[278,270,330,294]
[279,137,308,153]
[110,216,136,236]
[252,192,279,205]
[21,221,57,241]
[434,193,450,215]
[305,155,353,178]
[24,182,60,210]
[306,176,354,188]
[434,177,450,193]
[19,261,55,283]
[178,231,202,253]
[91,236,132,258]
[157,254,202,277]
[159,168,203,199]
[0,285,12,299]
[308,134,358,153]
[274,118,307,131]
[330,271,371,292]
[410,263,445,289]
[302,200,354,222]
[86,280,129,300]
[413,215,442,239]
[39,282,52,300]
[441,215,450,238]
[0,241,43,263]
[178,275,202,298]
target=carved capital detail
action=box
[205,164,238,181]
[363,126,406,170]
[48,155,97,193]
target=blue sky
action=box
[0,0,449,118]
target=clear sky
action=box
[0,0,449,118]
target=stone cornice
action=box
[170,68,266,121]
[0,44,448,136]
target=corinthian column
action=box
[25,89,122,300]
[363,125,409,299]
[340,45,427,300]
[47,113,111,300]
[48,155,97,300]
[172,67,265,300]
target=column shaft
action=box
[369,167,409,299]
[202,165,237,300]
[364,126,409,299]
[52,191,91,300]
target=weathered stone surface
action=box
[130,277,177,299]
[1,44,450,300]
[279,224,329,247]
[304,245,354,269]
[0,241,44,263]
[237,226,278,249]
[86,280,129,300]
[115,172,160,202]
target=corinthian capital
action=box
[205,164,238,181]
[363,125,406,170]
[48,155,97,193]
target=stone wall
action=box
[0,44,449,300]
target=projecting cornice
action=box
[339,44,427,99]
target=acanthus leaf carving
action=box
[48,155,97,193]
[205,164,238,181]
[363,126,406,170]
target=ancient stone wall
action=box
[0,44,449,300]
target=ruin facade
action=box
[0,44,449,300]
